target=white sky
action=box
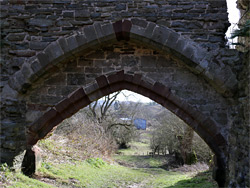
[116,90,153,103]
[117,0,240,103]
[226,0,240,37]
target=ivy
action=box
[231,20,250,39]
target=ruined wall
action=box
[0,1,248,187]
[0,0,230,89]
[236,0,250,52]
[228,1,250,187]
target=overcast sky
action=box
[226,0,240,37]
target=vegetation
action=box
[0,91,218,187]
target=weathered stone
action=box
[115,4,126,11]
[7,33,26,41]
[28,19,54,27]
[75,10,90,18]
[44,42,64,62]
[0,1,248,187]
[67,74,85,85]
[10,50,36,57]
[66,35,78,52]
[83,25,98,43]
[151,26,171,44]
[29,41,48,50]
[63,11,74,18]
[22,146,42,175]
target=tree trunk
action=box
[180,126,196,165]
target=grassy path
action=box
[1,157,217,188]
[1,140,218,187]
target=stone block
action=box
[58,37,70,53]
[75,10,90,18]
[68,87,86,104]
[153,82,171,98]
[59,104,77,119]
[85,67,102,73]
[163,99,179,114]
[124,73,134,83]
[30,60,42,77]
[84,82,99,95]
[136,85,150,98]
[38,114,63,139]
[28,18,54,27]
[87,90,103,102]
[7,33,26,41]
[22,146,42,176]
[121,56,138,67]
[66,35,78,52]
[131,18,148,28]
[14,70,29,92]
[11,50,36,57]
[29,108,57,132]
[151,26,171,45]
[72,97,91,111]
[44,74,66,86]
[1,84,18,99]
[214,134,227,146]
[165,31,180,50]
[182,44,196,60]
[93,23,104,40]
[113,20,123,41]
[78,58,93,67]
[174,38,188,55]
[107,70,125,84]
[109,82,123,93]
[63,11,74,18]
[67,73,85,85]
[144,22,156,39]
[101,23,116,41]
[141,56,156,67]
[122,20,132,41]
[140,76,154,90]
[91,12,101,18]
[37,52,50,69]
[55,97,71,113]
[21,63,34,81]
[132,74,142,85]
[83,25,98,43]
[96,75,109,88]
[130,25,146,39]
[75,34,87,47]
[29,41,48,50]
[115,4,126,11]
[44,42,64,63]
[99,85,112,96]
[201,118,219,136]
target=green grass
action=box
[8,173,54,188]
[118,141,151,155]
[2,158,217,188]
[114,155,167,168]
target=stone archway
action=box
[1,20,236,187]
[6,20,237,97]
[24,71,227,186]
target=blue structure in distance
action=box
[134,118,146,130]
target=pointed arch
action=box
[8,19,236,97]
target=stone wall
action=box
[236,0,250,52]
[228,0,250,186]
[0,0,230,89]
[0,0,248,187]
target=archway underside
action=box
[26,70,228,186]
[8,20,237,99]
[27,70,226,158]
